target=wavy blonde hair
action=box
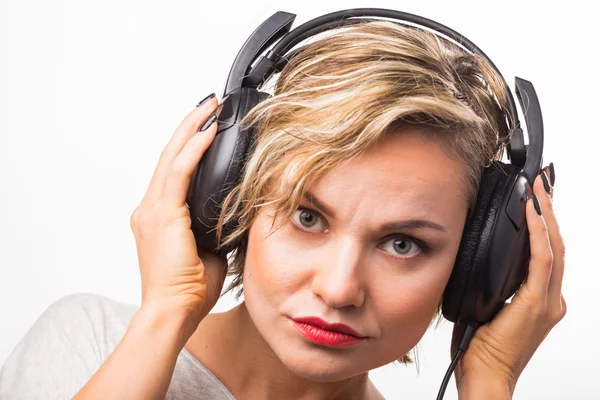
[214,20,514,366]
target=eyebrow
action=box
[302,191,448,233]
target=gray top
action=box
[0,293,236,400]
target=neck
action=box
[185,301,373,400]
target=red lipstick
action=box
[291,317,367,347]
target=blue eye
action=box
[293,208,325,231]
[381,237,421,258]
[292,207,429,259]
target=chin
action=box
[266,326,413,382]
[263,324,379,382]
[246,304,384,381]
[274,347,364,382]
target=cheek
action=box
[373,258,455,345]
[243,212,309,310]
[381,277,443,319]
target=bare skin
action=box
[185,127,470,399]
[74,97,566,400]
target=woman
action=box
[0,20,565,399]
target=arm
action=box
[2,97,227,400]
[0,294,114,400]
[73,302,196,400]
[0,295,201,400]
[75,95,228,399]
[457,375,513,400]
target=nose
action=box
[310,235,366,309]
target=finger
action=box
[162,118,219,209]
[535,170,565,301]
[540,164,554,200]
[143,96,220,205]
[560,294,567,315]
[520,191,553,300]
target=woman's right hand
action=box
[129,93,228,333]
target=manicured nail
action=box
[532,194,542,216]
[220,93,231,104]
[199,112,217,132]
[196,92,216,107]
[214,102,225,117]
[549,162,556,186]
[541,172,552,194]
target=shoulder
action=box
[47,291,139,318]
[14,292,139,356]
[0,293,139,399]
[40,292,139,359]
[47,293,138,340]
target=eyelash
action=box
[291,206,431,259]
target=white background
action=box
[1,0,597,399]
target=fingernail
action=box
[541,172,552,194]
[549,162,556,186]
[220,93,231,104]
[199,112,217,132]
[196,93,216,107]
[214,102,225,118]
[532,194,542,216]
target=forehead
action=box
[312,128,470,207]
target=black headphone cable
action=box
[436,322,480,400]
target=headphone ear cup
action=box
[442,161,520,323]
[188,87,271,255]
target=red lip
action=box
[293,317,363,337]
[291,317,367,347]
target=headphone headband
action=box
[188,12,546,399]
[223,8,542,177]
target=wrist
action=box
[74,301,197,399]
[136,300,203,349]
[457,374,514,400]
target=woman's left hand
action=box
[451,164,567,399]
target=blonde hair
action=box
[214,20,514,366]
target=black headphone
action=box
[186,9,544,396]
